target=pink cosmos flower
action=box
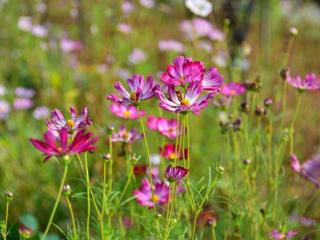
[0,100,10,120]
[60,38,83,53]
[117,23,132,34]
[291,154,320,188]
[107,74,159,106]
[158,39,185,52]
[31,25,48,38]
[160,144,188,161]
[156,82,214,115]
[110,103,144,119]
[133,178,169,208]
[15,87,35,98]
[128,48,146,64]
[286,72,320,91]
[202,67,224,92]
[147,116,179,139]
[46,107,92,132]
[18,16,33,32]
[121,1,135,15]
[30,128,98,162]
[111,126,142,144]
[221,82,246,97]
[270,229,298,240]
[165,165,189,182]
[13,98,33,110]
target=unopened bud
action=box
[218,166,225,175]
[243,159,251,165]
[255,105,266,116]
[289,27,298,36]
[102,153,111,161]
[4,191,13,201]
[264,98,273,108]
[280,68,289,80]
[62,155,71,165]
[63,184,72,196]
[18,225,32,239]
[240,101,250,113]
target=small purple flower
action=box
[165,165,189,182]
[122,1,135,15]
[291,154,320,188]
[117,23,132,34]
[286,72,320,91]
[60,38,83,53]
[158,39,185,52]
[107,74,159,106]
[128,48,146,64]
[133,178,169,208]
[15,87,35,98]
[0,85,6,96]
[111,126,142,144]
[46,107,92,132]
[221,82,246,97]
[139,0,155,8]
[31,25,48,38]
[30,128,98,162]
[33,106,50,120]
[110,103,144,119]
[271,229,298,240]
[156,82,214,115]
[18,16,33,32]
[0,100,10,120]
[13,98,33,110]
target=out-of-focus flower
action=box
[111,126,142,144]
[156,83,214,115]
[0,85,6,96]
[203,68,224,92]
[180,18,223,41]
[165,165,189,181]
[15,87,35,98]
[286,72,320,91]
[270,229,298,240]
[30,128,98,162]
[31,25,48,38]
[291,154,320,188]
[289,215,316,226]
[110,103,144,119]
[122,1,135,15]
[147,116,179,139]
[221,82,246,97]
[197,40,212,52]
[107,74,159,106]
[212,51,228,67]
[60,38,83,53]
[0,100,10,119]
[134,164,148,176]
[185,0,212,17]
[128,48,146,64]
[117,23,132,34]
[158,39,184,52]
[33,106,50,120]
[140,0,155,8]
[18,225,33,239]
[46,107,92,132]
[198,210,217,226]
[117,68,130,80]
[17,16,33,32]
[36,2,47,13]
[133,178,169,208]
[150,154,161,165]
[160,144,188,161]
[13,98,33,110]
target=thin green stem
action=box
[84,155,91,240]
[41,165,68,240]
[66,196,77,239]
[290,93,302,154]
[3,201,9,240]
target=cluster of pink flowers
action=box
[147,116,179,139]
[30,107,97,162]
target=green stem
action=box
[41,165,68,240]
[84,155,91,240]
[118,166,134,203]
[66,196,77,239]
[290,93,302,154]
[3,200,9,240]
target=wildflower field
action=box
[1,0,320,239]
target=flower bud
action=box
[232,118,242,131]
[264,98,273,108]
[62,155,71,165]
[63,184,72,197]
[280,68,289,80]
[102,153,111,161]
[289,27,298,36]
[240,101,250,113]
[4,191,13,201]
[255,105,266,116]
[218,166,225,175]
[243,159,251,165]
[18,225,32,239]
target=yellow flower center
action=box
[169,153,176,160]
[66,120,75,128]
[181,98,190,106]
[130,92,137,102]
[229,90,236,95]
[123,110,131,118]
[179,76,185,83]
[151,194,159,203]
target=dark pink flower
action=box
[160,144,188,161]
[30,128,98,162]
[147,116,179,139]
[156,82,214,115]
[202,67,224,93]
[107,74,159,106]
[291,154,320,188]
[110,103,144,119]
[221,82,246,97]
[161,56,205,86]
[46,107,92,132]
[111,126,142,144]
[286,72,320,91]
[271,229,297,240]
[165,165,189,182]
[133,178,169,208]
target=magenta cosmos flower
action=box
[107,74,159,106]
[291,154,320,188]
[133,178,169,208]
[110,103,144,120]
[46,106,92,132]
[165,165,189,182]
[156,82,214,115]
[147,116,179,139]
[30,128,98,162]
[270,229,297,240]
[221,82,246,97]
[286,72,320,91]
[111,126,142,144]
[160,144,188,161]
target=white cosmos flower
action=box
[185,0,213,17]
